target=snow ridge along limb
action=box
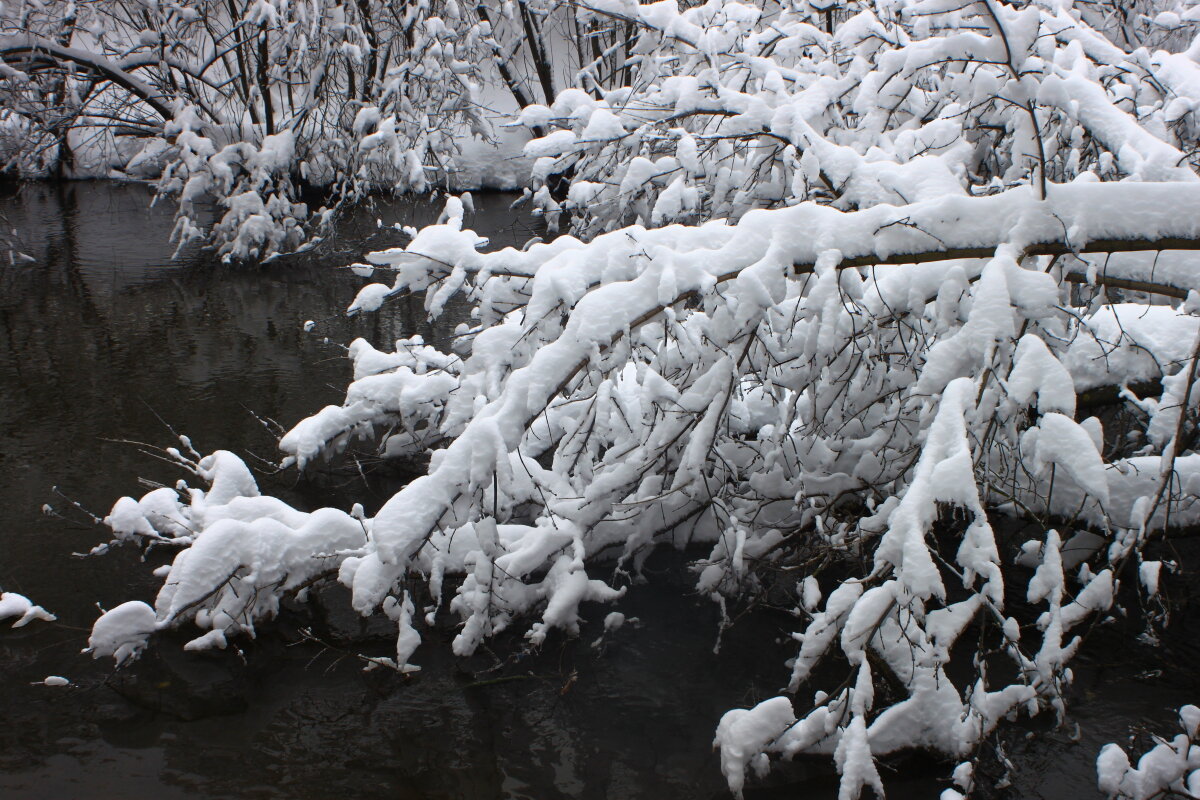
[777,183,1200,276]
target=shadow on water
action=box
[0,181,1196,799]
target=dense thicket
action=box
[0,0,638,257]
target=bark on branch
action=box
[791,232,1200,299]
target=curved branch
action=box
[0,34,176,122]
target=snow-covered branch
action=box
[71,1,1200,798]
[1098,705,1200,799]
[0,34,176,121]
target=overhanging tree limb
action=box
[765,183,1200,299]
[358,183,1200,582]
[796,236,1200,274]
[791,237,1200,299]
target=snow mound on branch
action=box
[86,601,156,665]
[279,336,460,467]
[1008,334,1077,416]
[0,592,55,628]
[98,448,368,652]
[715,697,797,798]
[1098,704,1200,799]
[1064,304,1200,392]
[1027,412,1110,505]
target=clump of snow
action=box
[347,283,392,314]
[0,592,55,628]
[715,697,797,798]
[1063,305,1200,392]
[86,601,157,665]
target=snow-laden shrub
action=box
[82,1,1200,797]
[1098,705,1200,799]
[97,446,367,652]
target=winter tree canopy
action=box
[10,0,1200,797]
[0,0,637,257]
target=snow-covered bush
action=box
[1098,705,1200,799]
[78,1,1200,797]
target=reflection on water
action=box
[0,182,1195,799]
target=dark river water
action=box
[0,181,1196,799]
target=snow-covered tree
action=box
[518,0,1200,236]
[0,0,637,259]
[68,0,1200,797]
[2,0,487,257]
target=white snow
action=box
[714,697,797,798]
[86,601,157,665]
[0,592,55,628]
[1097,705,1200,799]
